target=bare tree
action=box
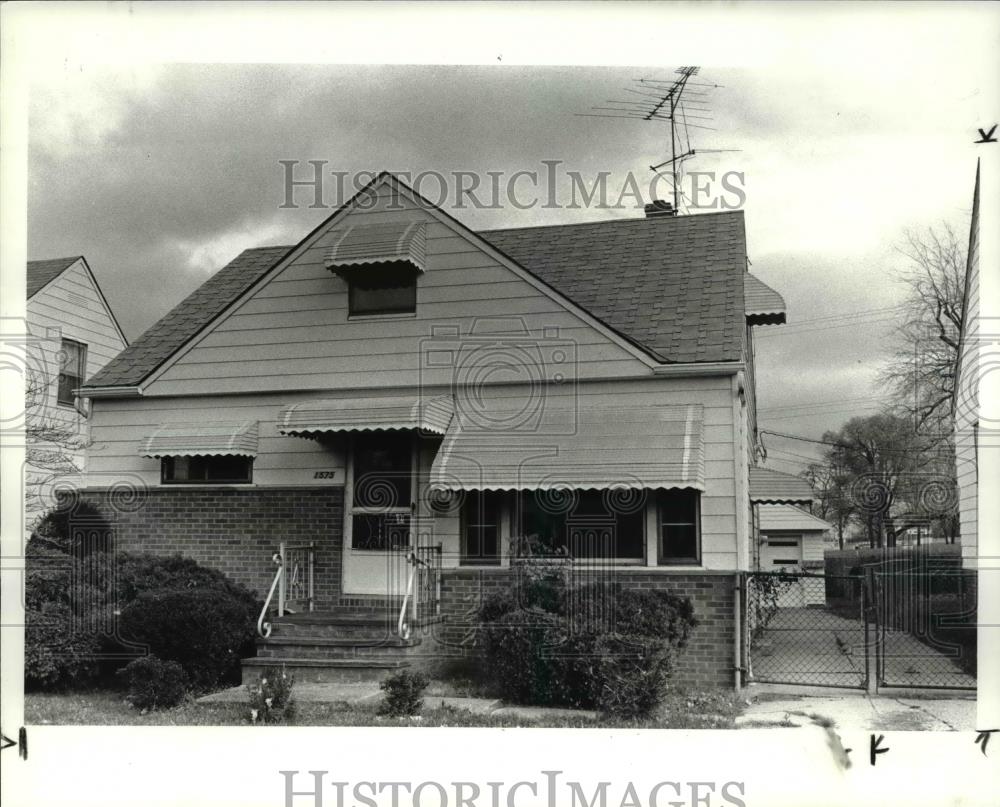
[882,224,966,436]
[803,460,855,549]
[24,368,88,527]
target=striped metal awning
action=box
[430,403,704,491]
[325,221,427,273]
[140,421,259,458]
[278,394,454,436]
[749,467,815,504]
[744,273,787,325]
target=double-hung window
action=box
[57,338,87,407]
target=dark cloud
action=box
[28,65,978,444]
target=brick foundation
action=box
[429,567,738,689]
[80,486,345,605]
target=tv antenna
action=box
[577,66,738,213]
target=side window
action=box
[461,491,502,565]
[658,489,700,565]
[161,456,253,484]
[57,338,87,406]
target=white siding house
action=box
[25,256,127,524]
[79,172,791,688]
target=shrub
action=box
[378,670,430,717]
[117,655,188,710]
[30,500,114,556]
[479,575,697,717]
[119,588,255,689]
[591,634,675,718]
[24,602,99,690]
[247,667,295,724]
[479,607,569,704]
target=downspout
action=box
[733,572,743,691]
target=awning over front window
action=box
[429,403,704,491]
[325,221,427,274]
[140,421,259,458]
[278,394,453,436]
[749,467,815,504]
[745,273,787,325]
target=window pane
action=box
[352,513,411,550]
[162,455,252,483]
[353,434,411,507]
[659,490,700,563]
[461,491,501,564]
[349,269,417,315]
[57,339,86,405]
[515,491,644,560]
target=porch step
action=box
[241,656,411,684]
[256,636,422,660]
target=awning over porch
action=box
[140,421,259,457]
[278,394,454,436]
[429,403,704,491]
[749,467,815,504]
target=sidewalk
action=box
[737,684,975,731]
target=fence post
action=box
[864,566,878,695]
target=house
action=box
[78,172,793,689]
[25,256,127,524]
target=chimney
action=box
[644,199,677,218]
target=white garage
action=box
[758,504,834,606]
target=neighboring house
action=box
[953,159,984,572]
[79,172,792,688]
[25,256,128,525]
[757,503,832,574]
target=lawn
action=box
[25,688,746,729]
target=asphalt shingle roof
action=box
[483,212,747,363]
[85,210,752,389]
[85,247,289,388]
[27,257,82,298]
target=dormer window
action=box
[348,265,417,316]
[325,221,427,318]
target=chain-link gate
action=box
[744,571,869,689]
[871,560,977,690]
[744,565,977,691]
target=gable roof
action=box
[86,246,287,388]
[483,212,747,363]
[27,257,82,298]
[85,175,760,391]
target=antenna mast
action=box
[577,66,733,214]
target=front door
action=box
[342,431,415,596]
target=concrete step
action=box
[242,656,411,684]
[256,636,422,660]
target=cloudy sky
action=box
[23,7,998,474]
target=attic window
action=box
[347,264,417,316]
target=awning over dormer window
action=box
[325,221,427,275]
[140,421,259,457]
[745,273,786,325]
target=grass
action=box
[25,687,746,729]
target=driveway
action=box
[749,607,867,687]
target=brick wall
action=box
[79,487,344,605]
[429,567,738,689]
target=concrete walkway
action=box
[197,683,598,720]
[737,684,975,731]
